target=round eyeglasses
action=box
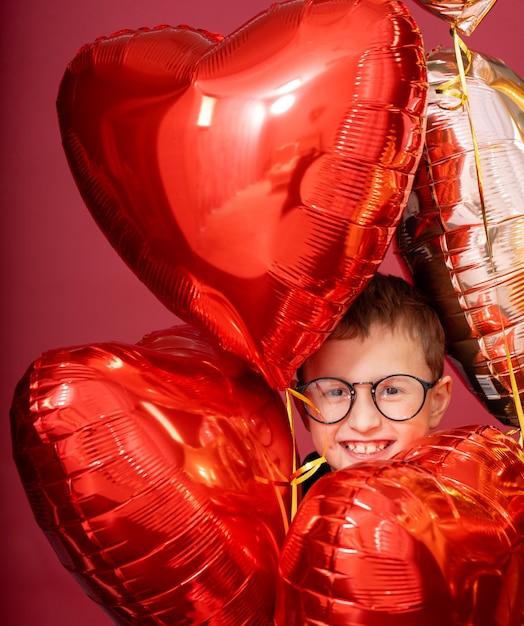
[295,375,439,424]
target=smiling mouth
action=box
[342,441,392,455]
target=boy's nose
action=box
[344,385,382,432]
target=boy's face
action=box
[298,323,452,471]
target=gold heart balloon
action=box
[412,0,497,35]
[398,48,524,429]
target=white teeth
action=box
[344,442,389,454]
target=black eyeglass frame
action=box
[295,374,439,424]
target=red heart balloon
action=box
[276,426,524,625]
[11,325,293,625]
[57,0,427,388]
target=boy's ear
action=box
[428,375,453,429]
[291,380,311,432]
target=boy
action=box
[295,272,453,492]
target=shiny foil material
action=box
[397,49,524,428]
[11,325,293,625]
[413,0,496,35]
[276,425,524,625]
[56,0,427,389]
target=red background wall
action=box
[1,1,522,624]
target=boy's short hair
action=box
[298,273,446,383]
[329,272,445,379]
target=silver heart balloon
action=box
[398,48,524,428]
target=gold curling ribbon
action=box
[435,32,472,108]
[254,451,291,535]
[252,389,324,531]
[286,387,328,519]
[437,27,524,446]
[285,388,298,519]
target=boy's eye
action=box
[376,376,414,400]
[306,380,350,402]
[325,387,346,398]
[382,386,400,396]
[321,384,350,401]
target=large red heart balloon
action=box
[11,325,293,625]
[57,0,427,388]
[276,425,524,625]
